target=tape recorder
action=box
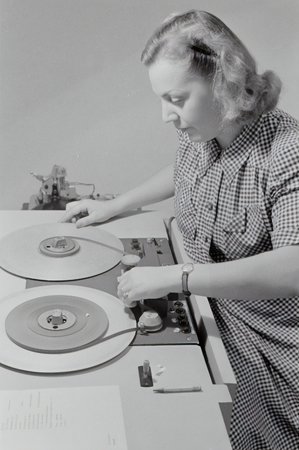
[0,210,234,450]
[0,220,198,374]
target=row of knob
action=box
[169,301,191,334]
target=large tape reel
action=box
[0,223,124,281]
[0,285,136,373]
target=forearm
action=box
[168,245,299,300]
[113,164,175,213]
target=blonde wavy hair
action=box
[141,10,282,124]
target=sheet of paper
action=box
[0,385,128,450]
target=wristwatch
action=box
[181,262,194,296]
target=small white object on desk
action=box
[153,386,202,393]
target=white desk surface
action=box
[0,210,232,450]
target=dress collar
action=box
[177,130,220,181]
[214,115,263,184]
[178,115,263,184]
[198,139,221,179]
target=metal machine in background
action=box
[22,164,117,210]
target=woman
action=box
[61,11,299,450]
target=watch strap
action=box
[182,271,191,297]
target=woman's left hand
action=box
[117,266,181,306]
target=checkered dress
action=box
[174,108,299,450]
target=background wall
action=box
[1,0,298,211]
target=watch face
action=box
[183,263,194,274]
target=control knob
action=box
[138,310,163,332]
[121,254,141,267]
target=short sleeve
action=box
[268,122,299,248]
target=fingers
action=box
[117,273,137,306]
[118,287,138,308]
[117,278,130,299]
[60,202,87,223]
[66,201,79,211]
[75,211,98,228]
[123,292,138,308]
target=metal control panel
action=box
[27,237,199,346]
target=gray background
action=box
[1,0,298,211]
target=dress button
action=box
[204,235,209,243]
[207,202,214,211]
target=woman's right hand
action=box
[60,199,121,228]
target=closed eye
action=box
[170,98,185,105]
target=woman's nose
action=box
[161,102,179,123]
